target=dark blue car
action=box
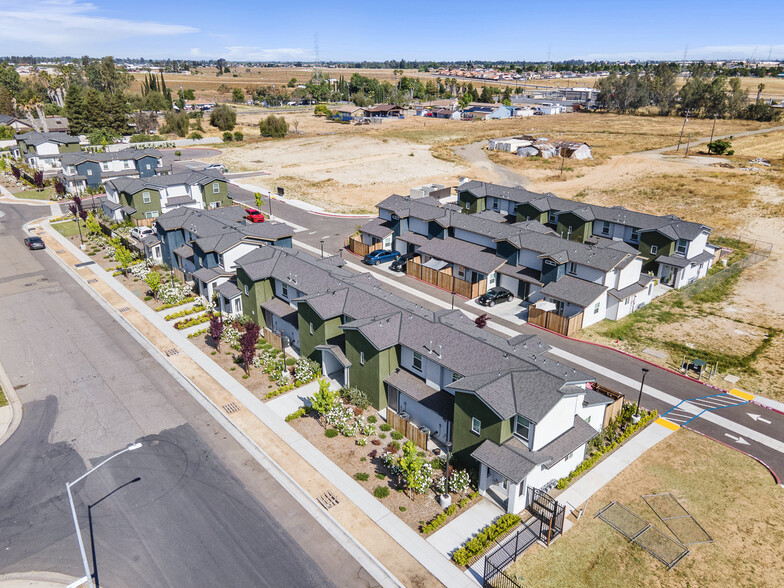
[362,249,400,265]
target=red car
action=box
[245,209,265,223]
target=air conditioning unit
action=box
[420,426,431,437]
[399,412,410,420]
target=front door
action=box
[387,385,399,412]
[518,281,530,301]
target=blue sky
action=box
[1,0,783,62]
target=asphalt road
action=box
[262,198,784,483]
[0,202,378,588]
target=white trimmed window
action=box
[412,351,422,371]
[630,227,640,242]
[567,262,577,275]
[514,415,530,443]
[548,211,557,223]
[145,210,159,219]
[244,284,249,296]
[213,183,220,194]
[86,169,93,176]
[650,244,658,255]
[601,221,610,235]
[594,302,601,314]
[360,351,365,366]
[676,239,688,255]
[281,283,288,298]
[142,191,151,204]
[471,417,481,435]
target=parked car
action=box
[390,252,419,272]
[362,249,400,265]
[130,226,155,241]
[23,236,45,250]
[477,287,514,307]
[205,163,228,173]
[245,209,265,223]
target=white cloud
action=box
[223,46,311,61]
[0,0,198,50]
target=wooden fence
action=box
[406,259,487,299]
[134,218,156,227]
[386,408,428,450]
[263,327,282,349]
[527,306,583,337]
[596,384,625,428]
[347,236,381,257]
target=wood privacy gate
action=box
[406,259,487,299]
[527,306,583,337]
[386,408,428,450]
[347,236,381,257]
[525,487,565,546]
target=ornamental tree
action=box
[144,271,161,300]
[398,440,425,500]
[209,314,224,351]
[33,171,44,190]
[239,321,260,375]
[114,244,134,275]
[310,378,337,428]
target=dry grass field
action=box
[506,428,784,588]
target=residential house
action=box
[362,104,404,118]
[232,244,613,514]
[0,114,33,133]
[59,149,170,194]
[334,105,364,121]
[152,206,294,303]
[102,169,234,223]
[12,131,81,173]
[461,103,512,120]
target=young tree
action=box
[210,104,237,131]
[209,314,224,351]
[145,271,161,300]
[254,191,265,211]
[114,243,134,275]
[33,171,44,190]
[398,440,425,500]
[54,178,66,197]
[85,213,101,236]
[287,77,297,88]
[310,378,336,427]
[258,114,288,138]
[239,321,260,375]
[231,87,244,103]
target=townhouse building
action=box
[12,131,81,173]
[59,149,170,194]
[103,169,234,223]
[152,206,294,314]
[233,244,613,514]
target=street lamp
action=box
[320,239,325,259]
[635,368,649,421]
[65,442,143,588]
[439,441,453,508]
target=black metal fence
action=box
[525,486,565,545]
[482,518,541,587]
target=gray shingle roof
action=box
[657,251,714,268]
[173,244,193,258]
[471,437,551,483]
[608,274,654,300]
[192,266,228,283]
[496,264,543,285]
[106,169,225,195]
[417,237,504,274]
[217,280,241,299]
[260,297,297,319]
[583,388,613,407]
[16,131,79,146]
[541,416,597,469]
[60,148,162,166]
[166,195,197,206]
[384,368,454,421]
[316,344,352,367]
[539,276,608,308]
[359,218,395,239]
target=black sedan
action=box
[23,236,46,250]
[390,252,419,272]
[477,287,514,307]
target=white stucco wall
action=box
[617,257,643,290]
[532,395,580,451]
[222,242,259,272]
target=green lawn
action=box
[51,220,86,237]
[0,385,7,408]
[14,186,56,200]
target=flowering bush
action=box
[128,259,155,281]
[382,452,402,476]
[222,324,242,349]
[435,469,472,494]
[158,281,193,305]
[410,461,433,495]
[325,405,353,431]
[356,438,367,446]
[360,421,376,437]
[294,357,320,383]
[342,421,358,437]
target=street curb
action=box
[0,358,23,447]
[36,220,415,588]
[0,571,83,587]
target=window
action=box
[68,165,76,174]
[309,322,314,335]
[630,227,640,242]
[145,163,151,170]
[676,239,688,255]
[471,417,481,435]
[514,416,530,442]
[585,415,591,424]
[548,211,557,223]
[567,262,577,275]
[142,191,151,204]
[145,211,159,219]
[601,221,610,235]
[86,169,93,176]
[593,302,601,314]
[360,352,365,366]
[452,371,463,383]
[544,259,556,266]
[491,198,498,210]
[212,183,220,194]
[566,451,574,461]
[650,244,658,255]
[412,351,422,372]
[464,201,470,210]
[281,283,288,297]
[244,284,249,296]
[101,162,109,171]
[124,160,131,169]
[210,201,221,209]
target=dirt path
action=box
[451,141,531,187]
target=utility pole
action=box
[685,133,691,157]
[676,111,689,152]
[708,114,717,153]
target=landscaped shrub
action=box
[285,407,307,422]
[285,357,296,366]
[435,469,472,494]
[371,439,382,446]
[355,472,369,481]
[173,314,211,330]
[451,514,521,566]
[375,473,385,479]
[233,131,244,141]
[386,441,400,453]
[421,512,448,533]
[222,131,233,142]
[556,409,657,489]
[367,415,377,424]
[373,486,389,499]
[391,431,404,441]
[380,423,392,432]
[341,386,369,409]
[356,438,367,446]
[325,429,339,438]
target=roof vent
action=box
[428,340,433,353]
[438,344,442,358]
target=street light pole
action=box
[635,368,649,419]
[445,441,453,495]
[320,239,324,259]
[65,442,143,588]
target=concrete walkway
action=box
[428,498,505,557]
[266,380,318,419]
[37,220,476,588]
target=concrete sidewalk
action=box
[428,498,504,557]
[37,220,477,588]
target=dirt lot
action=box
[506,428,784,587]
[289,409,479,533]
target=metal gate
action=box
[526,487,565,546]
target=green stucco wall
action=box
[126,189,161,220]
[59,143,81,154]
[344,329,398,410]
[639,232,675,271]
[457,191,484,214]
[202,180,232,208]
[298,302,343,361]
[557,212,592,243]
[515,203,548,223]
[237,268,273,326]
[453,391,511,460]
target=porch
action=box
[316,344,351,389]
[260,297,300,352]
[384,368,453,449]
